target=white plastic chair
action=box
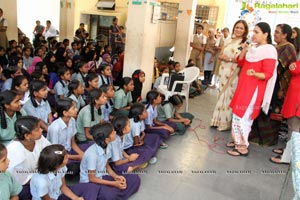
[157,66,200,112]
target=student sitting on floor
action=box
[157,94,194,135]
[80,123,141,199]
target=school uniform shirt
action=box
[20,91,30,105]
[47,117,76,151]
[113,89,132,109]
[123,118,145,150]
[30,166,67,200]
[23,56,33,70]
[145,105,157,127]
[80,143,112,183]
[23,99,51,125]
[76,104,104,142]
[1,78,12,92]
[157,103,175,122]
[69,94,85,111]
[7,136,51,185]
[54,80,69,101]
[0,171,22,199]
[0,109,26,145]
[73,73,87,88]
[109,135,126,162]
[98,74,112,88]
[101,101,113,122]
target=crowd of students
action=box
[0,18,194,198]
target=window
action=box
[160,2,179,21]
[196,5,218,27]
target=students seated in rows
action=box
[111,77,134,117]
[157,94,194,135]
[47,98,83,176]
[72,62,88,87]
[30,144,101,200]
[1,65,23,92]
[11,75,30,105]
[0,90,26,145]
[80,123,140,199]
[83,72,99,104]
[76,88,106,151]
[7,116,51,199]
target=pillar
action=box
[123,0,158,98]
[0,0,18,43]
[173,0,198,68]
[59,0,76,42]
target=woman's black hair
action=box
[31,71,43,80]
[37,144,67,174]
[11,75,28,91]
[131,70,145,103]
[89,88,103,121]
[34,62,46,72]
[2,65,20,79]
[118,77,132,91]
[29,80,47,108]
[100,84,114,109]
[57,67,70,88]
[292,27,300,53]
[55,47,66,63]
[255,22,272,44]
[85,72,98,88]
[112,115,129,137]
[68,79,81,97]
[56,98,74,118]
[128,103,145,123]
[146,90,160,109]
[0,143,7,160]
[91,122,114,149]
[276,24,293,44]
[0,90,22,129]
[15,116,40,140]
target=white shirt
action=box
[190,33,207,44]
[7,136,51,185]
[43,25,57,40]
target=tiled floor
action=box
[129,88,293,200]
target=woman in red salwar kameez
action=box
[227,22,278,156]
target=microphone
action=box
[238,40,251,51]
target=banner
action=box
[224,0,300,31]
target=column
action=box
[59,0,76,42]
[173,0,198,68]
[0,0,18,42]
[123,0,158,98]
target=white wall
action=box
[17,0,60,42]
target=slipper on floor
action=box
[227,148,248,157]
[226,141,235,148]
[269,155,289,165]
[272,148,284,155]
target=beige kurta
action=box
[210,38,242,131]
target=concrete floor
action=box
[129,88,293,200]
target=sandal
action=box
[269,155,289,165]
[272,148,284,155]
[227,148,248,157]
[226,141,235,148]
